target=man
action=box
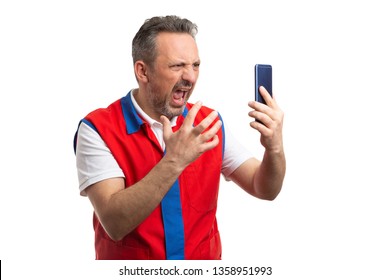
[74,15,285,260]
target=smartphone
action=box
[255,64,272,104]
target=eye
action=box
[170,63,184,70]
[193,62,200,69]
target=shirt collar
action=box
[121,89,181,134]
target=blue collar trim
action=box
[120,91,189,134]
[121,92,145,134]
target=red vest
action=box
[78,93,225,260]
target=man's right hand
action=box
[160,101,222,172]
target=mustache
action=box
[174,80,193,89]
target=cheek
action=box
[151,71,182,90]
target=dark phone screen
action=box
[255,64,272,104]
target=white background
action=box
[1,0,389,279]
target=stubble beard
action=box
[147,88,187,120]
[148,80,194,119]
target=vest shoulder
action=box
[85,98,123,121]
[186,103,218,116]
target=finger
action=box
[199,135,220,153]
[248,101,273,119]
[259,86,274,106]
[193,110,219,135]
[182,101,203,127]
[248,100,268,110]
[248,110,272,126]
[249,120,271,135]
[199,119,222,142]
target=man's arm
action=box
[84,102,222,241]
[229,86,286,200]
[85,157,184,241]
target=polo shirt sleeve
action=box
[75,122,125,196]
[221,124,253,180]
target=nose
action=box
[182,65,198,85]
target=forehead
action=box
[155,32,199,62]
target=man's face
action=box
[145,32,200,120]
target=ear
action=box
[134,61,149,83]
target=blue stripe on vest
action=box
[73,119,98,154]
[218,112,225,160]
[161,178,185,260]
[160,107,222,259]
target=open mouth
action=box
[172,89,190,106]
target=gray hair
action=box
[132,15,198,66]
